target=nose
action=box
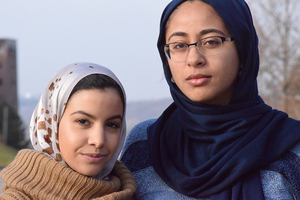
[88,125,105,149]
[186,45,205,67]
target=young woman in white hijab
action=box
[0,62,136,200]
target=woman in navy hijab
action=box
[121,0,300,199]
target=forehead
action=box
[165,1,230,39]
[69,88,119,101]
[64,88,124,117]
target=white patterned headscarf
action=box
[30,62,126,180]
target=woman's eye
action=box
[203,39,221,47]
[172,43,187,50]
[76,119,89,125]
[106,122,120,129]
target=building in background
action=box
[0,38,18,112]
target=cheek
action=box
[107,133,121,154]
[227,46,240,71]
[168,62,183,80]
[58,120,82,155]
[219,48,240,79]
[58,122,65,147]
[58,122,70,156]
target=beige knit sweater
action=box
[0,149,136,200]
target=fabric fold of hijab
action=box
[147,0,300,199]
[29,62,127,180]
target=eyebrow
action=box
[71,110,123,121]
[167,32,188,42]
[200,29,226,36]
[107,115,123,121]
[71,110,95,119]
[167,29,226,42]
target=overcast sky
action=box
[0,0,172,102]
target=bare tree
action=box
[283,56,300,118]
[248,0,300,117]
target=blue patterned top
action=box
[121,119,300,200]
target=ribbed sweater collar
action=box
[0,149,136,200]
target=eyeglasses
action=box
[163,36,235,62]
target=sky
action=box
[0,0,172,103]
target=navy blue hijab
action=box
[147,0,300,199]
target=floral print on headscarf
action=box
[29,62,126,180]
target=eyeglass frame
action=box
[163,36,235,62]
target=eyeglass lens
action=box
[164,36,223,61]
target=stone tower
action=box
[0,38,18,112]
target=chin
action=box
[186,94,206,103]
[77,169,102,177]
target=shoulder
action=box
[290,141,300,156]
[261,142,300,199]
[109,161,136,199]
[1,149,45,175]
[266,141,300,175]
[13,149,42,159]
[122,119,156,152]
[121,119,156,173]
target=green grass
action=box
[0,144,18,167]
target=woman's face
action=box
[165,0,240,105]
[58,88,123,176]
